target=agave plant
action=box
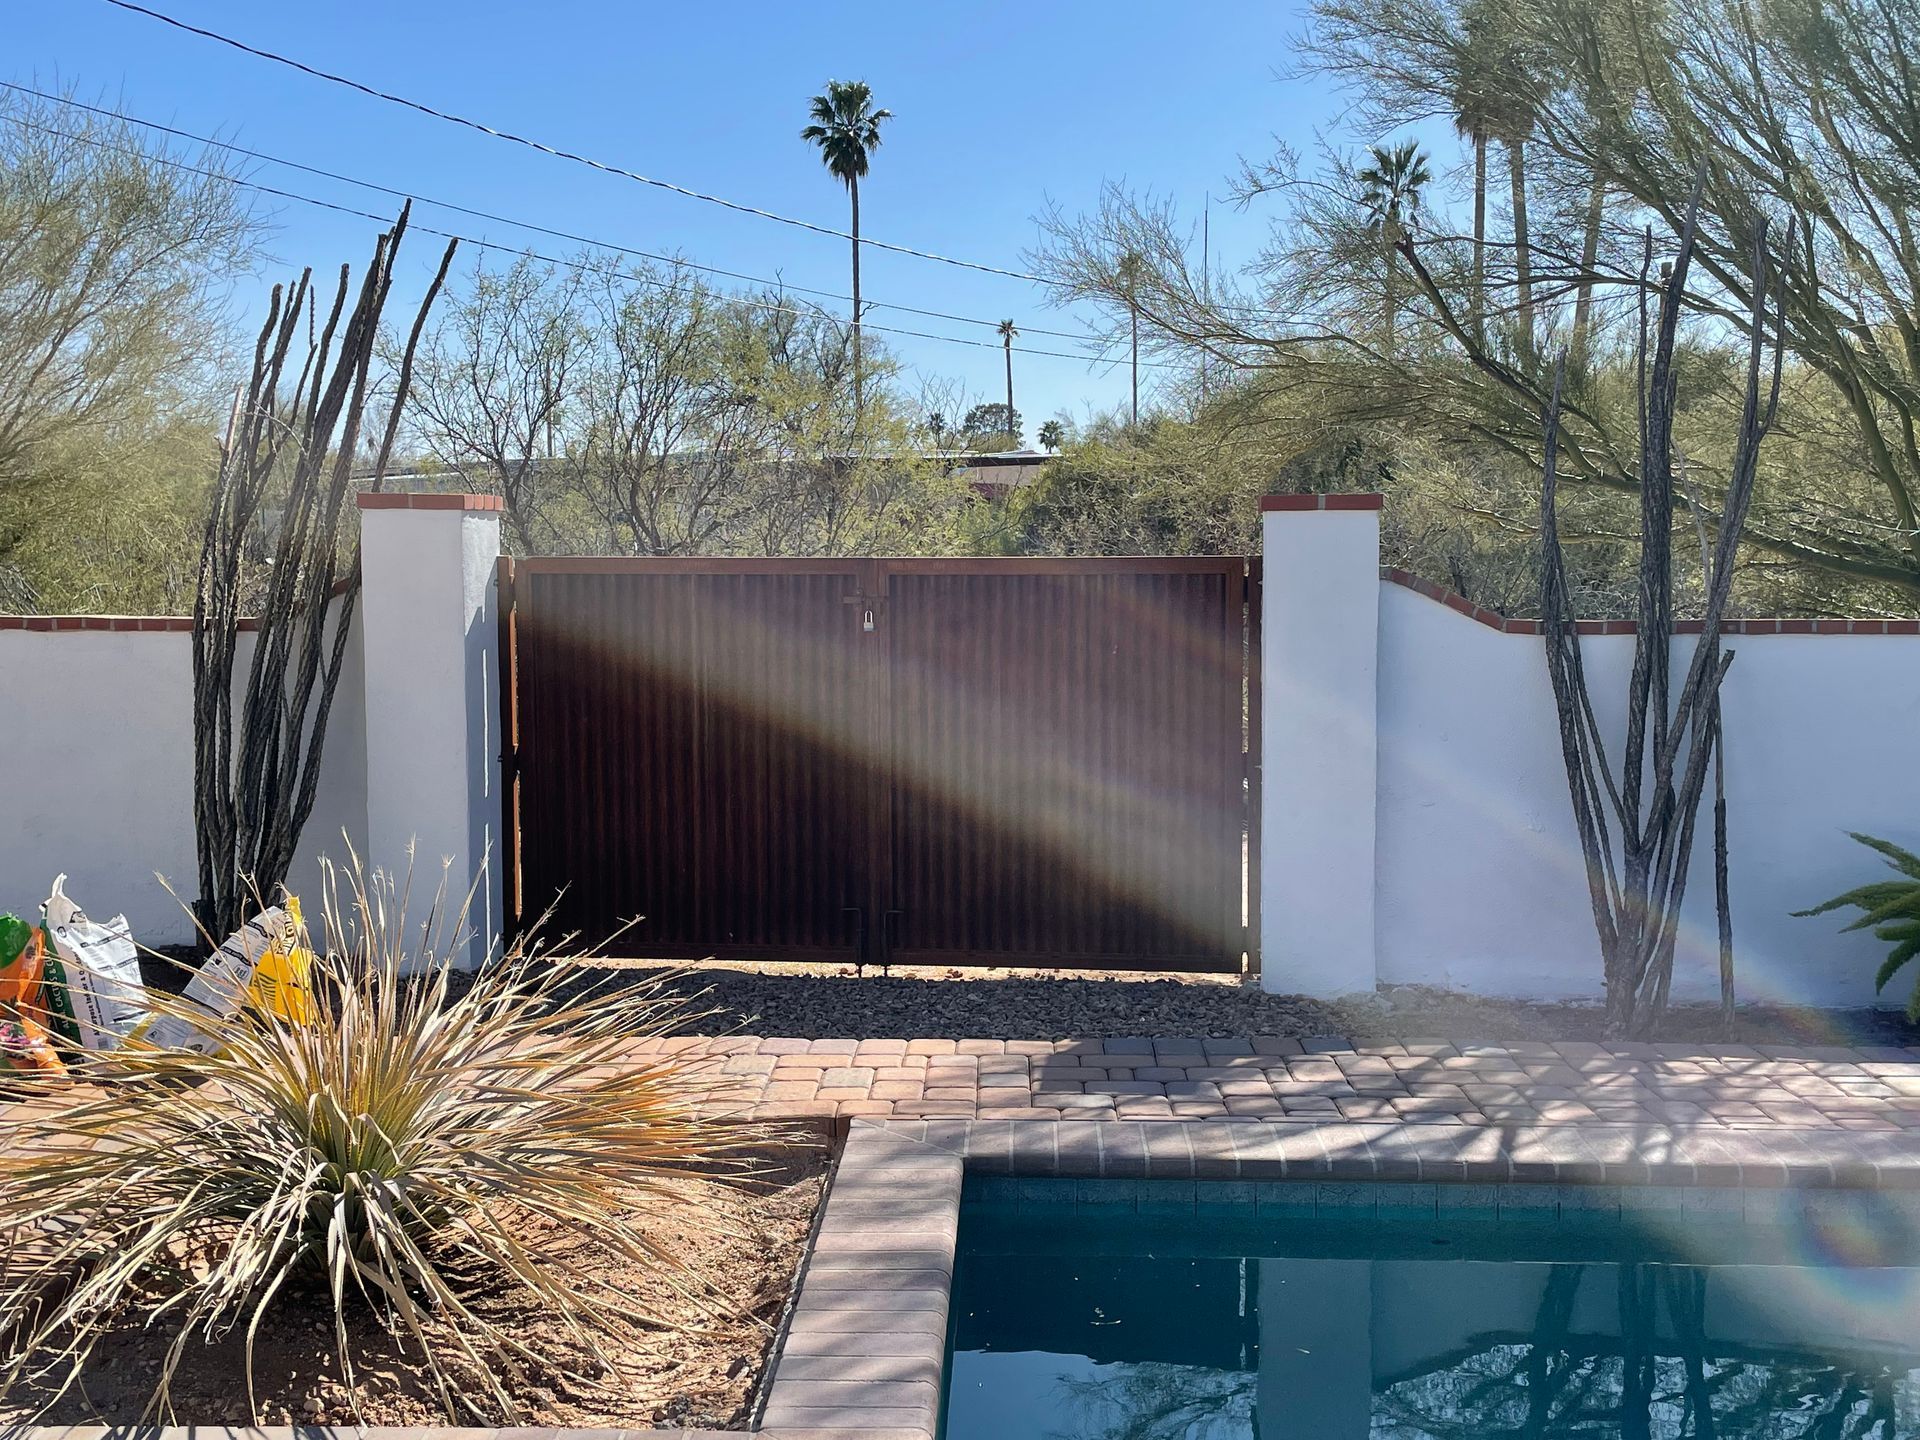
[1796,833,1920,1019]
[0,852,764,1423]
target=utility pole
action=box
[1118,250,1143,430]
[1200,194,1211,406]
[1121,297,1136,422]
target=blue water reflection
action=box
[944,1197,1920,1439]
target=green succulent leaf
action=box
[1848,832,1920,882]
[1804,833,1920,1009]
[1794,881,1917,920]
[1875,939,1920,994]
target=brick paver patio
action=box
[648,1034,1920,1131]
[15,1038,1920,1440]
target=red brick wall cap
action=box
[356,491,503,513]
[1261,492,1385,512]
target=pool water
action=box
[944,1181,1920,1439]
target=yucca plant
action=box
[0,852,766,1423]
[1796,833,1920,1019]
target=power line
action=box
[96,0,1340,334]
[100,0,1052,285]
[1,81,1096,342]
[8,110,1186,370]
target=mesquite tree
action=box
[191,205,455,944]
[1538,196,1785,1037]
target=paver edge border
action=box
[12,1114,1918,1440]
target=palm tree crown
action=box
[801,81,892,188]
[1356,141,1433,244]
[802,80,891,417]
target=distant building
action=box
[946,450,1049,499]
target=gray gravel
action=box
[551,962,1920,1047]
[150,944,1919,1048]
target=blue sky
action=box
[11,0,1408,437]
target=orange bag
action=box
[0,918,67,1080]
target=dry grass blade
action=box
[0,849,776,1424]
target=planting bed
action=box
[4,1148,825,1430]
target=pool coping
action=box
[13,1116,1920,1440]
[762,1114,1920,1437]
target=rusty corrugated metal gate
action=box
[499,556,1261,973]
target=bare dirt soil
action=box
[5,1148,826,1430]
[549,958,1920,1048]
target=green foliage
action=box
[800,80,891,186]
[962,402,1022,447]
[0,89,254,483]
[987,415,1263,556]
[0,87,257,613]
[1795,834,1920,1020]
[1032,0,1920,613]
[1355,139,1432,242]
[0,413,214,613]
[403,254,978,559]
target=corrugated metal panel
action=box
[516,564,870,957]
[508,556,1254,971]
[884,563,1245,970]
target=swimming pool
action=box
[944,1178,1920,1439]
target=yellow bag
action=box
[244,896,317,1025]
[139,897,317,1053]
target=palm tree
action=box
[1449,29,1500,343]
[1038,419,1064,453]
[801,80,891,413]
[1571,177,1606,362]
[997,319,1018,442]
[1356,140,1432,350]
[1459,0,1542,348]
[1565,0,1643,366]
[1500,119,1536,342]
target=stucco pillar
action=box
[1259,494,1380,997]
[356,492,503,968]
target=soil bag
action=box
[41,875,148,1052]
[0,914,65,1079]
[140,896,317,1054]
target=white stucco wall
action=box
[1260,500,1382,997]
[1376,584,1920,1006]
[7,494,1912,1008]
[0,611,368,944]
[358,501,502,967]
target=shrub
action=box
[0,854,763,1423]
[1795,833,1920,1019]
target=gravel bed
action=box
[147,946,1920,1048]
[560,959,1920,1048]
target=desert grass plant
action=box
[0,852,768,1424]
[1796,833,1920,1020]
